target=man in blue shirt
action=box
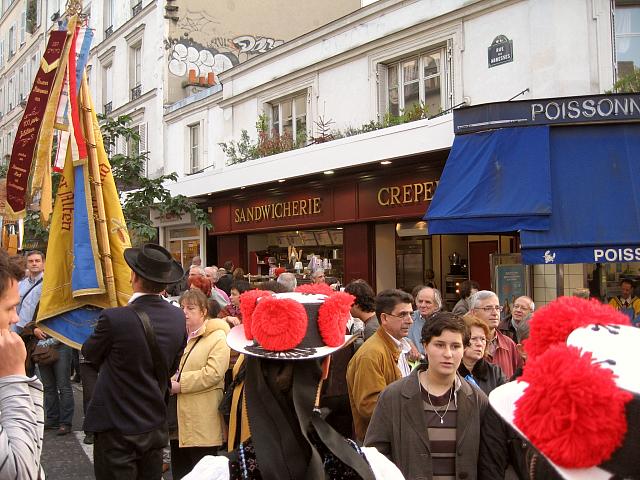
[14,250,45,334]
[407,286,442,358]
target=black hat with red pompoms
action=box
[227,290,355,360]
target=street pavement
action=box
[41,381,174,480]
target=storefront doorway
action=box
[168,226,201,268]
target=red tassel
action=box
[239,290,271,340]
[317,292,354,347]
[295,283,334,296]
[251,297,307,351]
[515,344,632,468]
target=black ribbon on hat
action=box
[245,357,375,480]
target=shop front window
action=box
[168,226,200,268]
[246,228,343,285]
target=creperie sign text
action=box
[377,181,439,206]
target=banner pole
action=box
[79,73,117,307]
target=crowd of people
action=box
[1,243,638,480]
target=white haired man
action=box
[276,272,297,292]
[499,295,534,344]
[470,290,522,379]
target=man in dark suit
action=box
[82,243,186,480]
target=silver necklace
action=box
[424,378,454,424]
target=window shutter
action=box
[36,0,42,27]
[20,11,26,44]
[139,122,147,153]
[376,63,389,122]
[446,39,453,109]
[119,135,128,155]
[0,41,4,66]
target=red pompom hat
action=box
[490,296,639,479]
[227,291,356,360]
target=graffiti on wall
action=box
[231,35,285,55]
[167,39,236,79]
[167,9,285,80]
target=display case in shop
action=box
[248,228,344,285]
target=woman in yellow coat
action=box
[170,288,230,479]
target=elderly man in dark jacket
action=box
[83,244,186,480]
[365,313,489,480]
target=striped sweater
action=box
[0,375,44,480]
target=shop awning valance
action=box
[424,125,552,234]
[520,124,640,264]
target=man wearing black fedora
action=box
[82,243,187,479]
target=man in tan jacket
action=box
[346,289,414,441]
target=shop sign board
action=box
[488,35,513,68]
[211,172,440,234]
[454,93,640,134]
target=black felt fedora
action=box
[124,243,184,284]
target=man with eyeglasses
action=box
[499,295,534,344]
[346,289,414,442]
[470,290,521,379]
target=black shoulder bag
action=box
[130,303,170,404]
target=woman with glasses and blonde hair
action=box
[458,314,507,396]
[170,289,230,479]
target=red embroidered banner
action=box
[6,30,68,216]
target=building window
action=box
[8,24,16,57]
[20,9,26,45]
[102,63,113,114]
[269,92,308,143]
[383,47,447,118]
[615,4,640,77]
[188,123,201,173]
[131,0,142,16]
[130,43,142,100]
[105,0,115,37]
[8,76,14,110]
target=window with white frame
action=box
[8,24,16,57]
[269,92,308,142]
[20,9,26,45]
[30,54,37,81]
[615,3,640,77]
[0,41,4,67]
[102,63,113,112]
[188,123,201,173]
[18,66,24,102]
[130,43,142,89]
[380,46,448,118]
[8,75,14,109]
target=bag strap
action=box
[130,302,169,398]
[176,335,202,382]
[19,278,43,310]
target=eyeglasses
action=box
[385,311,413,319]
[469,336,487,344]
[513,304,531,311]
[476,306,503,313]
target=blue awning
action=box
[520,124,640,264]
[424,126,552,234]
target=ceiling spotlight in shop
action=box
[324,170,334,175]
[278,179,286,183]
[380,160,392,165]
